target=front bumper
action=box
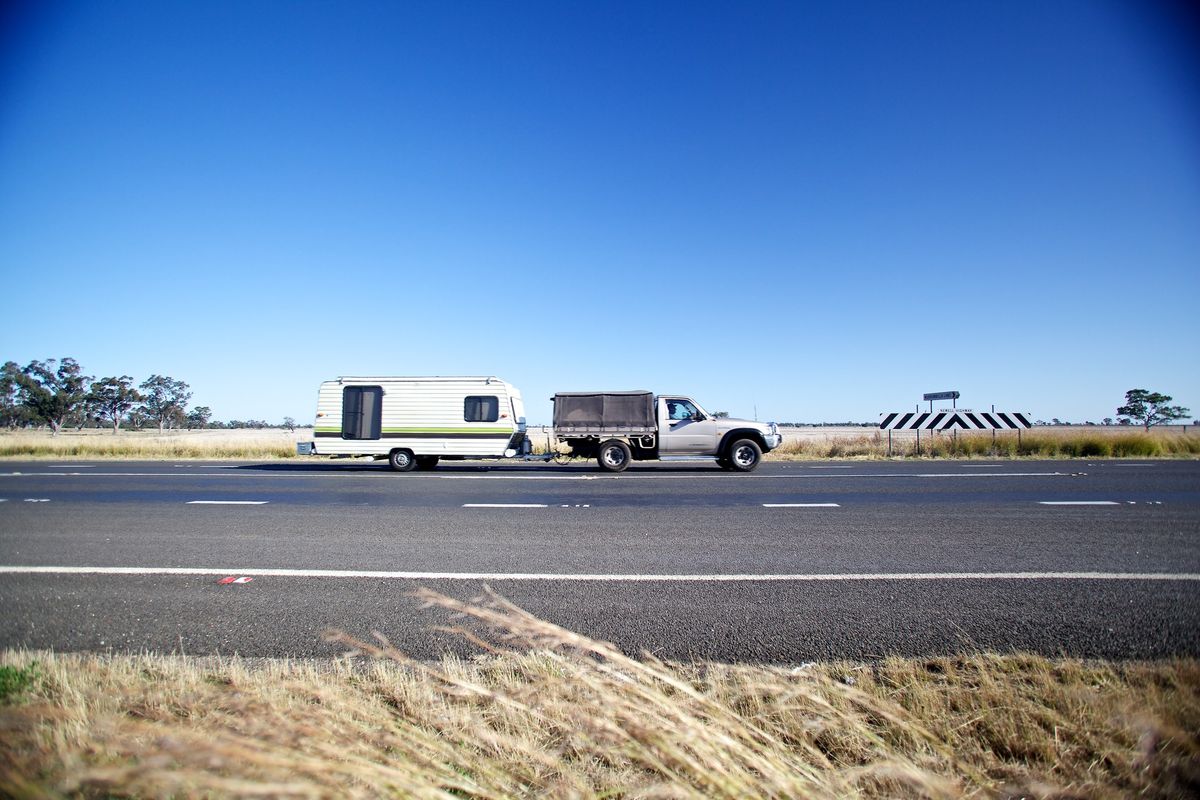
[763,423,782,452]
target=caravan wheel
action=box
[388,449,417,472]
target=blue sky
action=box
[1,1,1197,424]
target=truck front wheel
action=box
[597,439,631,473]
[727,439,762,472]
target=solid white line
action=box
[462,503,549,508]
[762,503,841,508]
[0,471,1075,480]
[1039,501,1120,506]
[186,500,269,505]
[0,566,1197,582]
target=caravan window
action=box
[342,386,383,439]
[464,395,500,423]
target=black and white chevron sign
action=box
[878,411,1032,430]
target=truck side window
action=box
[342,386,383,440]
[464,395,499,423]
[668,400,698,420]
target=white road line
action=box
[186,500,269,505]
[0,471,1075,480]
[462,503,549,508]
[1039,501,1120,506]
[1,566,1197,582]
[762,503,841,508]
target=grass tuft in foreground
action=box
[2,589,1198,798]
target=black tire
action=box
[726,439,762,472]
[716,456,732,470]
[415,456,440,470]
[388,449,417,472]
[597,439,631,473]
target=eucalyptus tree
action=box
[16,358,91,435]
[1117,389,1190,431]
[139,375,193,432]
[88,376,143,433]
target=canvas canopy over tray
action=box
[552,391,655,432]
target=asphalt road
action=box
[1,458,1197,663]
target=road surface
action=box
[1,458,1197,662]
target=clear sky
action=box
[2,1,1197,425]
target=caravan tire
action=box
[388,449,418,472]
[415,456,440,470]
[597,439,631,473]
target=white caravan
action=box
[302,376,528,471]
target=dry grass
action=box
[2,589,1198,798]
[0,429,304,459]
[2,427,1198,462]
[771,429,1200,460]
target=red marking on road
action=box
[218,576,253,584]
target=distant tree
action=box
[1051,418,1062,425]
[88,376,142,433]
[1117,389,1190,431]
[139,375,193,432]
[283,416,296,432]
[16,358,91,435]
[1102,417,1114,426]
[1,361,37,429]
[186,406,212,430]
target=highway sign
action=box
[923,391,960,402]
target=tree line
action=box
[0,357,300,434]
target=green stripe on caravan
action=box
[314,427,511,433]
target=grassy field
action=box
[771,428,1200,459]
[0,428,304,459]
[1,590,1197,798]
[1,427,1198,461]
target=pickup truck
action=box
[553,391,782,472]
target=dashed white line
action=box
[762,503,841,508]
[1039,501,1119,506]
[0,566,1197,583]
[462,503,549,508]
[186,500,269,505]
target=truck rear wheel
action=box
[727,439,762,472]
[389,449,418,472]
[597,439,631,473]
